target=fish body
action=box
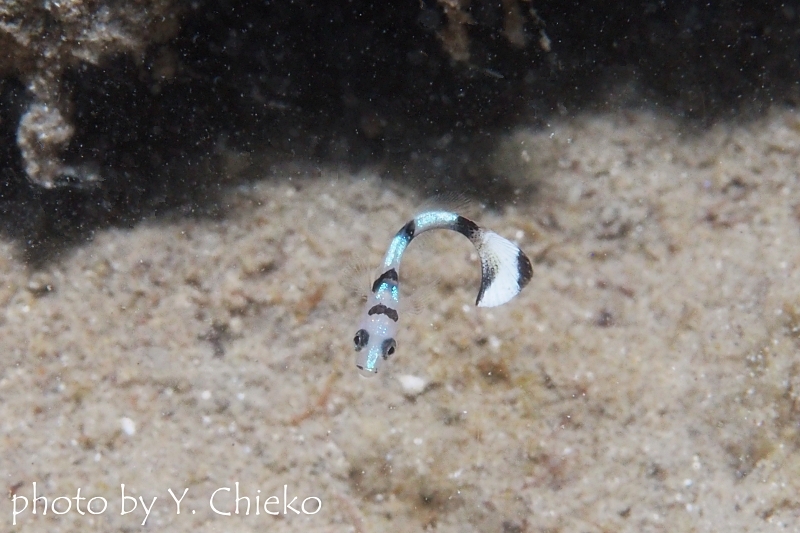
[354,209,532,376]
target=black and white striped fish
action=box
[354,210,532,376]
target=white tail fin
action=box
[475,231,532,307]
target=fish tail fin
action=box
[474,231,533,307]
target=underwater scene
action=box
[1,2,800,532]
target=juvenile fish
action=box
[354,210,532,376]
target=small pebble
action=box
[488,335,502,351]
[397,374,428,397]
[27,272,55,295]
[120,417,136,436]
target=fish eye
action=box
[354,329,369,351]
[381,338,396,359]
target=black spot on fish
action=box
[368,304,399,322]
[402,220,416,240]
[371,268,398,293]
[453,215,480,239]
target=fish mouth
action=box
[356,365,378,378]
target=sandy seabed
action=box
[2,109,800,532]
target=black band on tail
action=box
[517,250,533,288]
[475,261,497,305]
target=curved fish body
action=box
[354,210,532,376]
